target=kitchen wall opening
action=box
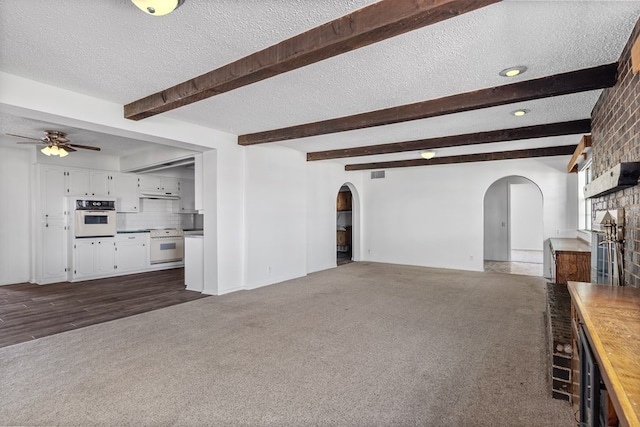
[483,176,544,276]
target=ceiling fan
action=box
[9,130,101,157]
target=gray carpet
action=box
[0,262,573,426]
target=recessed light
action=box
[499,66,527,77]
[420,151,436,160]
[511,109,529,117]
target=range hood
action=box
[139,192,180,200]
[584,162,640,198]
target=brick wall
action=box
[591,18,640,288]
[545,283,573,401]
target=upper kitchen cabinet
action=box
[66,168,90,196]
[139,175,180,196]
[112,173,139,212]
[337,191,352,212]
[39,165,67,219]
[66,167,113,197]
[179,179,196,213]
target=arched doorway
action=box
[483,176,543,276]
[336,184,358,266]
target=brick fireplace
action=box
[545,282,573,402]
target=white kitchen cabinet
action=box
[139,175,180,195]
[72,237,116,280]
[40,220,69,284]
[112,173,139,212]
[67,168,114,197]
[40,165,67,219]
[66,168,91,196]
[179,179,196,213]
[115,233,149,273]
[90,170,112,197]
[36,165,70,284]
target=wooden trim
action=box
[239,64,617,145]
[308,120,590,161]
[632,34,640,74]
[124,0,500,121]
[344,145,575,171]
[567,134,592,173]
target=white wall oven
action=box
[74,199,116,238]
[150,229,184,264]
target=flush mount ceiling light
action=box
[499,66,527,78]
[511,109,530,117]
[420,151,436,160]
[131,0,184,16]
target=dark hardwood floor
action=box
[0,268,208,348]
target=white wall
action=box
[484,179,509,261]
[510,182,543,251]
[360,157,577,272]
[243,145,307,289]
[0,147,32,285]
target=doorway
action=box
[483,176,543,276]
[336,185,353,266]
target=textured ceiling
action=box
[1,0,639,166]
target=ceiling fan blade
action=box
[54,137,70,143]
[61,145,77,152]
[68,143,101,151]
[6,133,42,142]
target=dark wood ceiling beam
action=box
[307,119,590,161]
[239,64,617,145]
[124,0,501,121]
[344,145,576,171]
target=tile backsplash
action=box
[117,199,182,230]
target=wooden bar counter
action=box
[568,281,640,427]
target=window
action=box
[578,161,592,230]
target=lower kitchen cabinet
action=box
[550,238,591,284]
[73,238,116,280]
[40,220,69,284]
[115,233,149,273]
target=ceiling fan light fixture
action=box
[58,147,69,157]
[420,151,436,160]
[499,66,527,78]
[131,0,184,16]
[41,146,52,156]
[50,145,59,155]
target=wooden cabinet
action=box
[568,282,640,426]
[336,227,352,246]
[336,191,352,211]
[337,230,347,246]
[550,238,591,285]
